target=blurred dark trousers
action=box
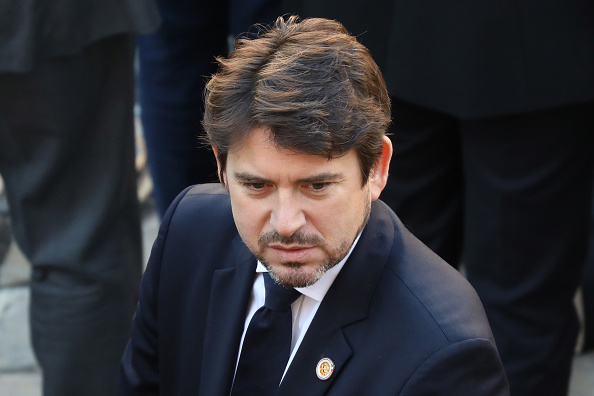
[384,97,594,396]
[0,34,142,396]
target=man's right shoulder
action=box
[168,183,233,228]
[151,183,245,274]
[185,183,229,197]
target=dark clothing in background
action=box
[137,0,281,216]
[0,1,159,395]
[284,1,594,395]
[286,0,594,119]
[0,0,158,73]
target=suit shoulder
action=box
[381,208,494,344]
[158,183,239,256]
[185,183,229,197]
[172,183,233,224]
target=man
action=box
[0,1,158,395]
[118,16,509,395]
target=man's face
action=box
[220,126,391,288]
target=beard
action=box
[254,196,371,288]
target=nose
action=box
[270,191,306,237]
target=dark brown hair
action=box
[202,15,391,185]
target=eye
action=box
[308,182,331,191]
[245,182,267,190]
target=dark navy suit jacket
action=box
[118,183,509,395]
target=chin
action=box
[265,262,325,288]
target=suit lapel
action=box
[199,236,256,396]
[278,201,395,395]
[278,302,353,395]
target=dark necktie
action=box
[231,272,301,396]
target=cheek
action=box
[231,199,268,239]
[311,201,356,237]
[324,197,367,235]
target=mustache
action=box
[258,231,324,247]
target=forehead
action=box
[226,126,360,179]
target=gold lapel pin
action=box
[316,357,335,380]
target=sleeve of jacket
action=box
[399,338,510,396]
[116,186,193,395]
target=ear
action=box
[212,146,228,189]
[368,136,393,201]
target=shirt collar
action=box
[256,233,361,303]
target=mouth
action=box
[269,245,315,262]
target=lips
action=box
[269,245,315,262]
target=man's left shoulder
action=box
[384,222,493,342]
[358,201,490,342]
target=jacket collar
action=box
[198,235,256,396]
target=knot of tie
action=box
[263,272,301,311]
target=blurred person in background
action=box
[0,1,159,395]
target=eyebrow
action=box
[233,171,344,184]
[296,172,345,184]
[233,172,269,183]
